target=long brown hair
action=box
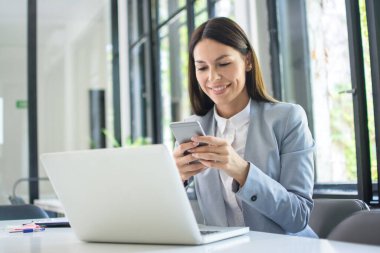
[188,17,276,116]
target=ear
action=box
[245,53,252,72]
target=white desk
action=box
[1,219,379,253]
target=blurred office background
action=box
[0,0,379,209]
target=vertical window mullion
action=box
[111,0,121,146]
[207,0,215,18]
[186,0,195,43]
[267,0,282,101]
[366,0,380,204]
[345,0,372,203]
[28,0,39,203]
[148,0,162,143]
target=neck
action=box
[216,94,250,118]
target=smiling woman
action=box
[172,17,317,238]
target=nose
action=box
[208,67,221,82]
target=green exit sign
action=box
[16,100,28,109]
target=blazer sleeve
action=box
[235,104,315,233]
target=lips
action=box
[208,83,231,95]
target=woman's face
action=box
[193,38,250,117]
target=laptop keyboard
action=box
[200,230,220,235]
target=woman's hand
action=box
[173,141,208,182]
[189,136,249,186]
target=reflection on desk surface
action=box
[1,219,380,253]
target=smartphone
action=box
[169,121,206,144]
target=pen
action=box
[9,227,45,233]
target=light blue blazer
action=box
[185,100,317,237]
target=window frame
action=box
[366,0,380,204]
[268,0,380,206]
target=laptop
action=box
[41,144,249,245]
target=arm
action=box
[235,104,315,233]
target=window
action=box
[270,0,380,205]
[128,1,151,144]
[127,0,214,148]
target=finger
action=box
[179,163,206,181]
[192,152,227,163]
[173,142,200,157]
[188,145,228,155]
[182,167,207,181]
[191,136,227,146]
[181,162,206,173]
[198,159,223,169]
[176,153,199,167]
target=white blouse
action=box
[213,99,251,226]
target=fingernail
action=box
[193,142,199,146]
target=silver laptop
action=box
[41,144,249,245]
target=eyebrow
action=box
[194,54,231,63]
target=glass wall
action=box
[159,7,191,147]
[159,11,190,146]
[274,0,379,202]
[37,0,114,199]
[306,0,357,185]
[127,0,212,148]
[0,0,28,204]
[128,0,153,144]
[306,0,379,190]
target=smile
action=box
[208,84,231,93]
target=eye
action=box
[219,62,231,67]
[196,66,207,71]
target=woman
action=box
[173,17,317,237]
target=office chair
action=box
[308,198,369,238]
[0,204,49,220]
[328,210,380,246]
[8,177,49,205]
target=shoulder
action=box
[253,101,311,142]
[254,101,307,123]
[258,101,305,117]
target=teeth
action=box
[211,86,226,91]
